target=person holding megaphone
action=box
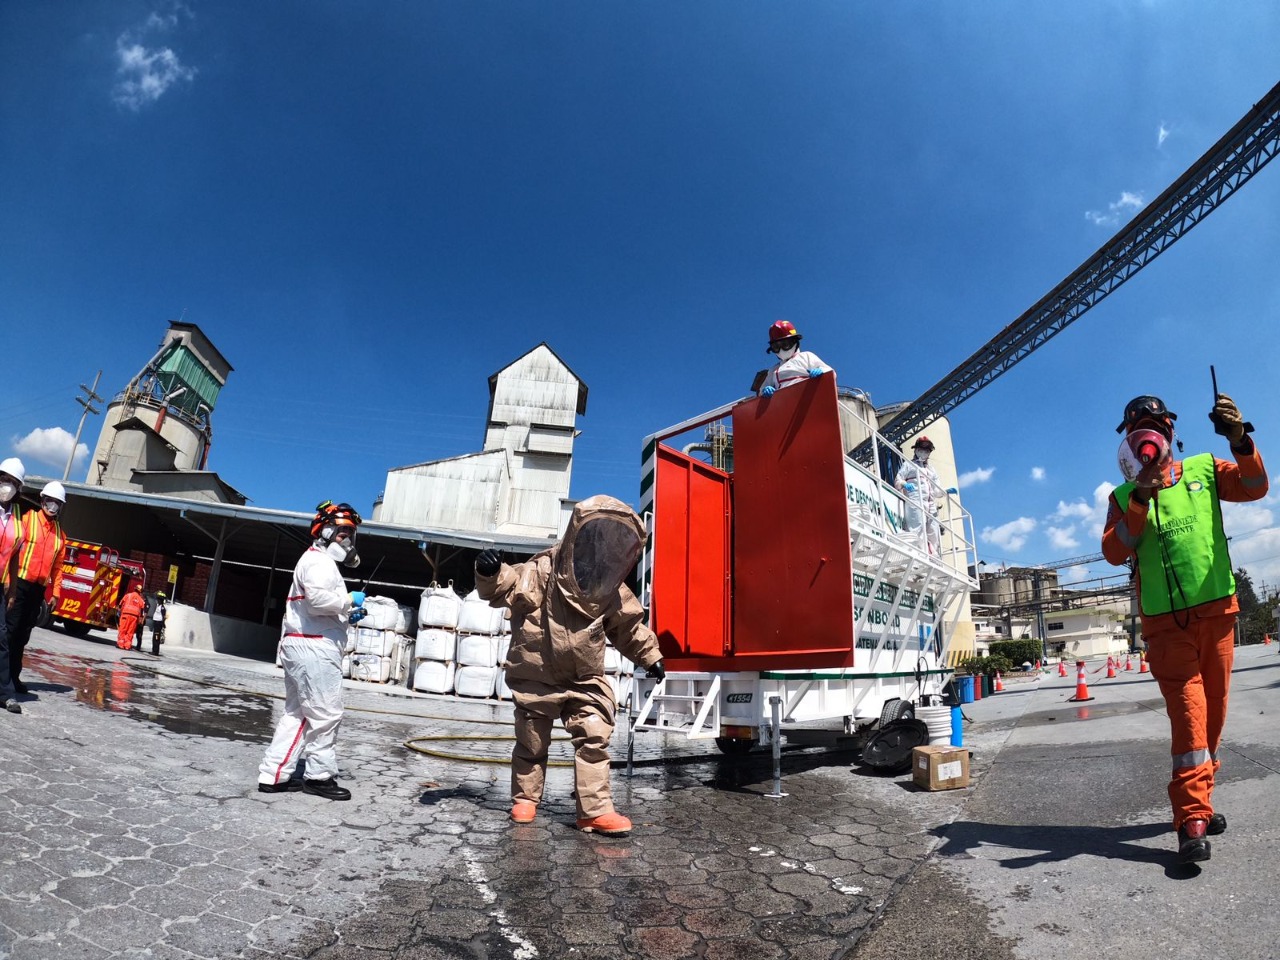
[1103,391,1267,865]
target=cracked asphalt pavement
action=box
[4,627,1279,959]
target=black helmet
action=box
[310,500,362,540]
[1117,395,1177,434]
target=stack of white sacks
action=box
[342,596,418,685]
[411,580,638,701]
[413,583,510,697]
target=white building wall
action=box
[380,453,506,531]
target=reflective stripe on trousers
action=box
[1145,613,1235,830]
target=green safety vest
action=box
[1114,453,1235,616]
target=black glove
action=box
[475,549,502,577]
[646,659,666,681]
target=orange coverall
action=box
[1102,445,1268,829]
[117,589,147,650]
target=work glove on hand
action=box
[349,607,367,625]
[475,549,502,577]
[808,368,823,378]
[349,591,366,608]
[902,482,916,493]
[646,659,666,681]
[946,487,958,495]
[1209,393,1248,444]
[761,386,776,397]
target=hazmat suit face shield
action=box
[568,518,643,603]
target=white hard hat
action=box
[0,457,24,484]
[41,480,67,503]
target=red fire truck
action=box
[41,540,148,638]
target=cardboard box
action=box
[912,745,970,791]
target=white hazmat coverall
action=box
[258,544,356,786]
[896,457,945,554]
[759,350,834,395]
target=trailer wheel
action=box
[62,620,92,639]
[714,737,759,756]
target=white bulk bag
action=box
[355,629,397,658]
[351,653,392,683]
[495,635,510,666]
[457,590,504,636]
[500,610,511,634]
[360,596,401,631]
[455,664,499,698]
[413,659,456,694]
[419,582,461,629]
[457,634,498,667]
[604,645,622,673]
[390,638,415,685]
[394,604,416,636]
[344,627,357,654]
[415,628,457,662]
[341,654,352,678]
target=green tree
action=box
[1236,567,1260,615]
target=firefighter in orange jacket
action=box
[6,481,67,694]
[1103,393,1266,864]
[117,584,147,651]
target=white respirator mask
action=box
[775,344,798,363]
[0,482,15,503]
[42,499,62,517]
[325,538,361,568]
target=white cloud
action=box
[1085,191,1146,228]
[958,466,995,489]
[1157,123,1170,147]
[980,517,1037,552]
[1053,499,1094,521]
[1030,466,1045,481]
[112,7,196,111]
[1046,525,1079,551]
[12,427,88,472]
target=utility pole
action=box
[64,371,103,481]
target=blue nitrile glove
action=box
[761,386,776,397]
[946,487,958,495]
[902,482,916,493]
[350,591,366,608]
[808,368,822,378]
[349,607,367,625]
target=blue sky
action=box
[3,2,1279,587]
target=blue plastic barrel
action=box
[958,676,975,703]
[950,705,964,747]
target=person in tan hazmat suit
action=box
[475,495,666,835]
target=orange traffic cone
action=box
[1058,660,1068,677]
[994,671,1004,693]
[1069,660,1094,702]
[1106,657,1117,679]
[1139,651,1149,674]
[1124,655,1133,671]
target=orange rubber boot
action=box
[511,801,537,823]
[576,812,632,835]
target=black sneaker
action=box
[1178,820,1211,864]
[302,777,351,801]
[4,700,21,714]
[257,780,303,794]
[1207,813,1227,836]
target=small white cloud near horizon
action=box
[981,517,1037,553]
[1085,191,1145,228]
[1158,123,1170,148]
[1030,466,1045,481]
[12,427,88,473]
[958,466,995,489]
[112,7,196,111]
